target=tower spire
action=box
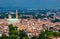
[16,9,18,19]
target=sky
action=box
[0,0,60,9]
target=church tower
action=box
[16,10,18,19]
[8,14,12,19]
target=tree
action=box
[31,36,38,39]
[38,31,47,39]
[53,32,60,39]
[9,35,18,39]
[47,31,54,38]
[14,26,18,30]
[19,30,29,39]
[22,36,29,39]
[8,24,15,31]
[38,28,52,39]
[1,34,9,39]
[10,30,18,35]
[8,24,19,39]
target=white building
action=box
[6,10,20,24]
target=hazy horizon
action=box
[0,0,60,9]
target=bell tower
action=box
[16,10,18,19]
[8,14,12,19]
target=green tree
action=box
[8,24,15,31]
[1,34,9,39]
[9,35,18,39]
[19,30,29,39]
[22,36,29,39]
[10,30,18,35]
[38,31,47,39]
[14,26,18,30]
[31,36,38,39]
[8,24,19,39]
[53,32,60,39]
[47,31,54,38]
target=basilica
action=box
[7,10,20,24]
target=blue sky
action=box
[0,0,60,9]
